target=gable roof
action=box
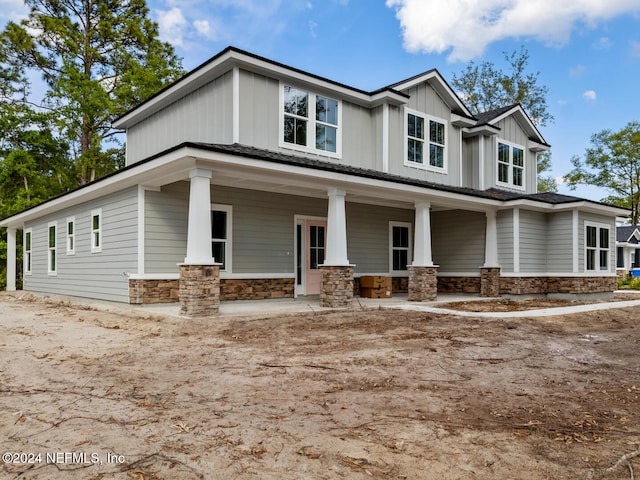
[475,104,549,149]
[617,225,640,243]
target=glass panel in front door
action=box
[309,225,325,269]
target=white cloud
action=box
[194,19,214,39]
[631,40,640,58]
[583,90,597,101]
[386,0,640,61]
[156,7,188,47]
[308,20,318,38]
[569,64,585,78]
[593,37,613,50]
[0,0,29,23]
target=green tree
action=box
[1,0,185,184]
[564,121,640,224]
[452,46,556,192]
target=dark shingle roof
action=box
[475,105,518,125]
[617,225,640,242]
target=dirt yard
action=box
[0,292,639,480]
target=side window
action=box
[24,229,32,275]
[91,209,102,253]
[390,222,412,272]
[405,108,447,171]
[497,141,525,189]
[585,223,610,272]
[48,222,57,275]
[66,217,75,255]
[211,204,232,271]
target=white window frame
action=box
[496,140,526,190]
[211,204,232,272]
[279,83,342,159]
[66,216,75,255]
[389,221,412,274]
[47,222,57,276]
[91,208,102,253]
[24,228,32,275]
[404,108,448,173]
[585,222,611,273]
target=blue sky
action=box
[2,0,640,202]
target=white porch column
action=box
[412,201,434,266]
[324,188,349,266]
[483,208,499,268]
[6,227,16,291]
[184,168,215,265]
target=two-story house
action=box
[1,47,627,315]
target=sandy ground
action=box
[0,292,639,480]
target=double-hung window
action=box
[48,222,57,275]
[211,204,232,271]
[282,85,341,156]
[497,141,525,189]
[91,209,102,253]
[66,217,75,255]
[585,223,610,272]
[405,109,447,170]
[24,229,32,275]
[390,222,412,272]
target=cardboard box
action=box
[360,276,392,289]
[359,276,392,298]
[360,287,392,298]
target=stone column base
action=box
[408,266,438,302]
[320,265,354,308]
[179,264,221,317]
[480,267,500,297]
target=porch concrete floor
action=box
[130,291,640,319]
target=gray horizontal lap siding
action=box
[519,210,547,273]
[346,203,413,274]
[578,212,616,274]
[431,210,486,272]
[546,211,573,272]
[497,209,514,272]
[144,183,415,276]
[24,187,138,302]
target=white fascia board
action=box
[463,124,501,137]
[487,106,547,146]
[527,140,550,152]
[503,198,629,216]
[451,114,477,127]
[391,70,473,118]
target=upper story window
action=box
[497,141,525,189]
[585,223,610,272]
[405,108,447,171]
[281,85,341,157]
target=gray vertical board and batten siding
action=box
[490,116,538,194]
[238,70,377,170]
[431,210,486,271]
[24,187,138,302]
[388,83,462,186]
[125,71,234,165]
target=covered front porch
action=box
[124,145,505,317]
